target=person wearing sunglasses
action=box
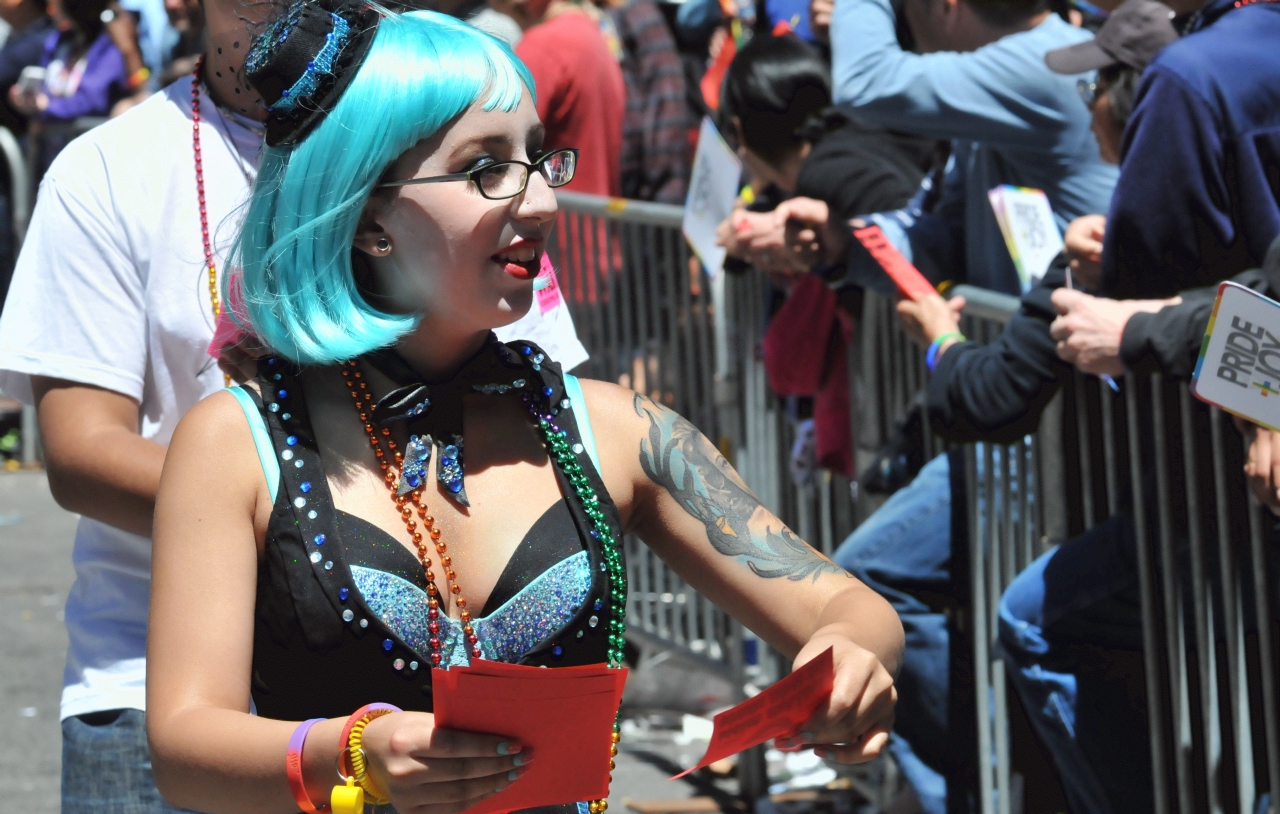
[142,5,905,812]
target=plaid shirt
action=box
[610,0,698,204]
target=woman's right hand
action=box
[359,712,530,814]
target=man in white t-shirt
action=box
[0,0,587,809]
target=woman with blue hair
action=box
[144,3,904,812]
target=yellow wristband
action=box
[347,711,394,805]
[127,66,151,89]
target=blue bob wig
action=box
[231,11,536,365]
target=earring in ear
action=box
[376,237,392,254]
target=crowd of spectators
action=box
[706,0,1280,811]
[0,0,1274,809]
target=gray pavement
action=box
[0,470,76,814]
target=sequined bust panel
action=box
[351,550,592,666]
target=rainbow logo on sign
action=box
[1255,381,1280,397]
[1192,281,1280,432]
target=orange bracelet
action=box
[127,66,151,89]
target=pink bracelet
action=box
[286,718,327,813]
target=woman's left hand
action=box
[779,632,897,764]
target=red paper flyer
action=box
[851,224,937,302]
[672,647,834,779]
[432,662,627,814]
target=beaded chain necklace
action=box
[190,56,221,326]
[340,353,626,813]
[192,56,241,387]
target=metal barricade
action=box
[950,293,1279,814]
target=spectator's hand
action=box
[9,84,46,115]
[1240,419,1280,516]
[776,197,847,268]
[716,210,795,272]
[1050,289,1179,376]
[778,633,896,764]
[1064,214,1106,291]
[896,292,965,348]
[809,0,833,41]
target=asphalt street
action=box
[0,471,717,813]
[0,471,75,813]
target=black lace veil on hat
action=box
[244,0,384,147]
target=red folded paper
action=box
[672,647,834,779]
[432,661,627,814]
[852,224,937,302]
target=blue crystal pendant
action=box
[396,434,433,497]
[436,434,468,506]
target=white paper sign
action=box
[494,256,588,372]
[988,185,1063,289]
[683,117,742,278]
[1192,282,1280,431]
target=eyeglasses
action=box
[1077,78,1099,108]
[378,148,579,200]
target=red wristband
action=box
[286,718,327,813]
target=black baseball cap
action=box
[1045,0,1178,74]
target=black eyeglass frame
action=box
[376,148,580,200]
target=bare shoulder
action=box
[575,378,645,424]
[163,389,263,496]
[171,389,254,451]
[572,379,675,450]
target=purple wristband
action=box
[287,718,326,813]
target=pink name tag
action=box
[535,254,563,314]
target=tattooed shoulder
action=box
[632,393,850,582]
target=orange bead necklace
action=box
[340,361,480,665]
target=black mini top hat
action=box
[244,0,382,147]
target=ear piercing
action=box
[375,237,392,254]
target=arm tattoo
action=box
[634,394,849,582]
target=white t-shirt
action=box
[0,79,586,720]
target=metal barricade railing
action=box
[944,292,1279,814]
[550,193,739,677]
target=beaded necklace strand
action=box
[191,57,221,325]
[341,356,626,812]
[191,57,235,387]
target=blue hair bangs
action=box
[233,10,536,366]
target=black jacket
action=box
[795,114,937,220]
[926,259,1072,445]
[1121,235,1280,378]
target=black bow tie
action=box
[365,334,551,507]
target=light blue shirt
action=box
[830,0,1118,294]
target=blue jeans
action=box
[834,453,953,814]
[62,708,195,814]
[997,513,1151,814]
